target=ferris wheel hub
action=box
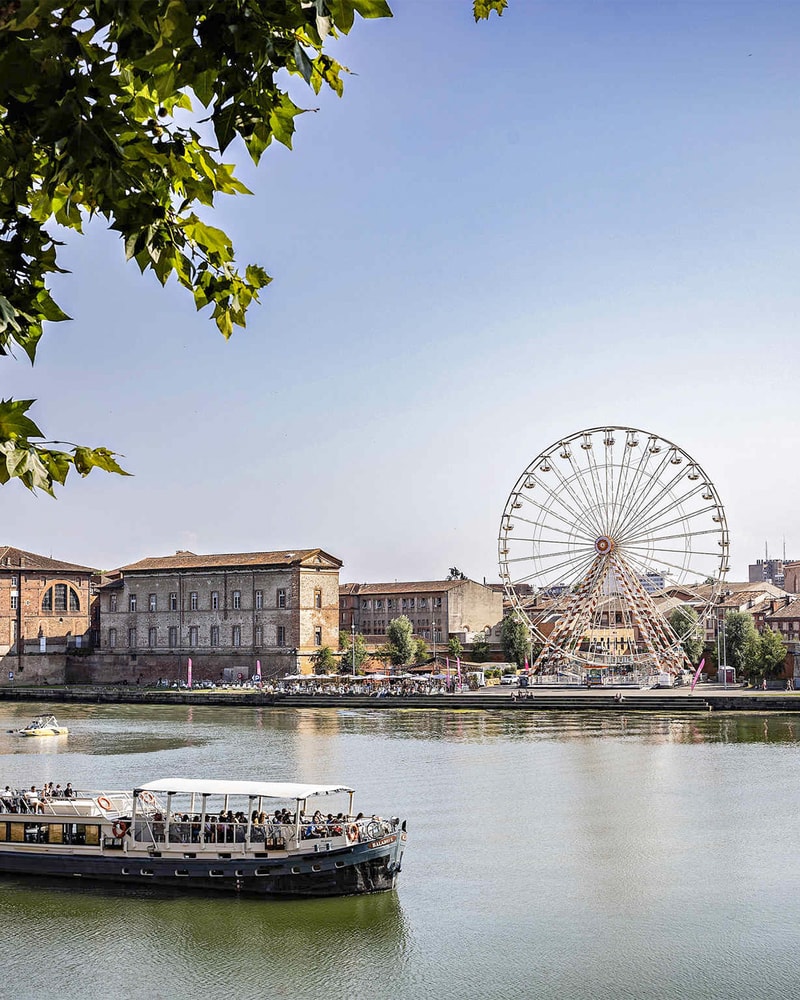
[594,535,615,555]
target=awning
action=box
[136,779,354,799]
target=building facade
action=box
[341,579,503,646]
[96,549,341,680]
[0,546,94,661]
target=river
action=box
[1,701,798,1000]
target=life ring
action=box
[112,820,129,838]
[139,791,156,806]
[237,672,244,681]
[97,795,113,811]
[346,823,359,843]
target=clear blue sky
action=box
[6,1,800,582]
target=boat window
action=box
[175,869,190,877]
[255,867,271,876]
[312,864,321,872]
[209,869,224,877]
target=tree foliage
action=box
[0,0,503,495]
[385,614,415,666]
[447,636,463,659]
[667,604,704,665]
[414,637,429,664]
[338,628,368,674]
[742,627,787,683]
[310,644,336,675]
[500,612,529,669]
[470,639,490,662]
[0,0,394,492]
[446,567,467,580]
[723,611,759,676]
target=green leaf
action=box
[473,0,507,20]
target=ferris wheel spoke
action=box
[620,546,697,582]
[622,526,721,548]
[617,481,710,544]
[612,450,691,539]
[510,487,592,536]
[621,506,721,544]
[510,548,597,590]
[564,450,609,532]
[608,444,672,539]
[513,493,598,542]
[614,468,700,542]
[541,456,606,538]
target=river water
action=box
[1,701,798,1000]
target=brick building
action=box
[94,548,341,681]
[0,546,94,661]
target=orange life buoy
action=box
[112,820,129,838]
[346,823,359,843]
[97,795,113,811]
[139,791,156,806]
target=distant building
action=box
[749,558,789,589]
[96,548,341,679]
[341,579,502,646]
[0,546,94,660]
[782,561,800,593]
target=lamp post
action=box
[351,619,356,676]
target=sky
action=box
[5,0,800,583]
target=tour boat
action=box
[13,715,69,737]
[0,778,406,897]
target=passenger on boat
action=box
[153,812,165,841]
[64,783,74,799]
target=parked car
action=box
[500,675,518,685]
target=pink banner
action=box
[256,659,261,679]
[690,657,705,693]
[457,657,462,682]
[187,657,193,689]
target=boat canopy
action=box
[135,779,354,800]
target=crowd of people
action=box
[139,807,377,846]
[0,782,76,813]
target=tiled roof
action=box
[119,549,342,572]
[0,545,95,574]
[339,580,473,596]
[764,598,800,620]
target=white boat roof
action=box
[135,779,354,799]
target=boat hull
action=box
[0,833,405,898]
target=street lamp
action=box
[351,619,356,676]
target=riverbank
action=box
[1,684,798,712]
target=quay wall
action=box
[1,687,800,713]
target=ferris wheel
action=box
[498,426,729,674]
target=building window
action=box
[168,626,178,648]
[10,594,17,610]
[434,597,442,609]
[188,626,198,646]
[129,594,137,613]
[149,594,157,613]
[277,626,286,647]
[211,590,219,610]
[254,625,263,646]
[374,599,383,610]
[148,627,157,647]
[314,627,322,647]
[109,594,118,612]
[277,588,286,609]
[401,599,408,611]
[418,597,427,610]
[210,625,219,647]
[388,599,396,611]
[10,576,17,586]
[362,599,371,610]
[314,589,322,609]
[232,625,241,647]
[128,627,137,648]
[255,590,263,610]
[109,628,117,648]
[42,584,79,613]
[169,592,178,611]
[232,590,241,610]
[190,592,198,611]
